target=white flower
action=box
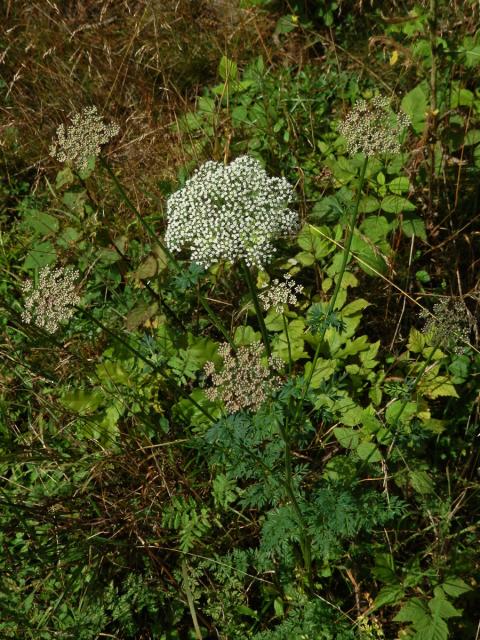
[164,155,298,268]
[339,95,410,157]
[22,265,80,333]
[259,273,303,313]
[49,106,119,170]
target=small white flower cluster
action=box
[204,342,283,414]
[259,273,303,313]
[22,265,81,333]
[49,106,119,171]
[420,298,473,355]
[165,155,298,268]
[339,95,410,157]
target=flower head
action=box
[259,273,303,313]
[22,265,81,333]
[339,95,410,157]
[420,298,473,355]
[204,341,283,413]
[165,155,298,269]
[49,106,119,170]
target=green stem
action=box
[282,313,292,376]
[301,155,368,403]
[182,559,203,640]
[241,261,271,357]
[278,418,312,584]
[198,295,236,352]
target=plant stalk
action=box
[241,260,271,357]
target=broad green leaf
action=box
[125,301,159,331]
[234,325,261,346]
[360,216,391,243]
[441,577,471,598]
[394,598,429,624]
[22,211,59,235]
[428,589,461,619]
[381,195,416,213]
[297,224,334,259]
[350,233,388,276]
[358,196,380,213]
[373,585,405,609]
[61,389,104,414]
[409,469,435,495]
[356,441,382,462]
[401,83,428,133]
[23,241,56,269]
[55,166,74,189]
[333,427,359,449]
[402,216,427,241]
[386,400,418,426]
[408,327,426,353]
[420,375,459,399]
[389,176,410,194]
[303,358,336,388]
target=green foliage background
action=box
[0,1,479,639]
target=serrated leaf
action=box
[373,585,405,609]
[402,216,427,241]
[441,577,471,598]
[303,358,336,388]
[394,598,429,624]
[219,55,238,81]
[56,167,74,189]
[428,589,461,619]
[408,327,426,353]
[360,216,391,243]
[125,301,159,331]
[358,196,380,213]
[23,241,57,269]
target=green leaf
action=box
[360,216,391,243]
[303,358,336,388]
[297,224,334,259]
[389,177,410,194]
[394,598,429,624]
[358,196,380,213]
[441,577,471,598]
[219,55,238,81]
[401,83,428,134]
[234,325,261,346]
[356,441,382,462]
[373,585,405,609]
[55,167,74,189]
[22,211,59,235]
[350,233,388,276]
[125,301,159,331]
[402,216,427,241]
[23,241,56,269]
[420,375,459,399]
[381,195,416,213]
[428,589,461,620]
[408,327,426,353]
[409,469,435,495]
[61,389,104,415]
[333,427,359,449]
[386,401,418,425]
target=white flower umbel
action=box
[22,265,81,333]
[259,273,303,313]
[339,95,410,157]
[165,155,298,269]
[49,106,119,171]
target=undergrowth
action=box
[1,1,479,639]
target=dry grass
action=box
[0,0,275,201]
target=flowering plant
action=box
[165,155,298,268]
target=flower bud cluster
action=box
[339,95,410,157]
[204,341,283,414]
[259,273,303,313]
[420,298,473,355]
[49,106,119,170]
[22,265,81,333]
[165,155,298,268]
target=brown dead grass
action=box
[0,0,275,201]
